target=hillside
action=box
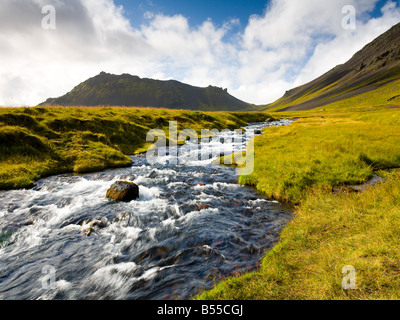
[0,106,272,190]
[41,72,253,111]
[261,22,400,112]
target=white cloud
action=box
[0,0,153,106]
[235,0,400,103]
[293,0,400,86]
[0,0,399,106]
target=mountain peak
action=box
[41,73,252,111]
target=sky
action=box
[115,0,270,30]
[0,0,400,106]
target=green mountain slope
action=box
[41,72,253,111]
[261,22,400,112]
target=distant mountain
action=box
[41,72,253,111]
[261,22,400,112]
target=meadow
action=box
[0,106,271,190]
[198,105,400,300]
[1,102,400,300]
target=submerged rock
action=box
[197,204,210,211]
[80,217,109,237]
[148,171,158,179]
[106,181,139,202]
[113,212,131,223]
[112,212,132,227]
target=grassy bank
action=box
[0,106,272,190]
[240,108,400,204]
[198,107,400,300]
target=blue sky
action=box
[369,0,395,16]
[115,0,270,29]
[116,0,389,30]
[0,0,400,106]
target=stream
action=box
[0,120,292,300]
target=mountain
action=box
[261,22,400,112]
[41,72,253,111]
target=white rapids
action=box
[0,120,292,300]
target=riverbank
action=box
[0,106,273,190]
[198,107,400,300]
[0,121,292,300]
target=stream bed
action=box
[0,120,292,300]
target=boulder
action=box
[106,181,139,202]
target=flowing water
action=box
[0,120,292,300]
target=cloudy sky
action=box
[1,0,399,106]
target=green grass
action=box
[0,106,273,190]
[237,109,400,204]
[197,107,400,300]
[3,103,400,300]
[199,169,400,300]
